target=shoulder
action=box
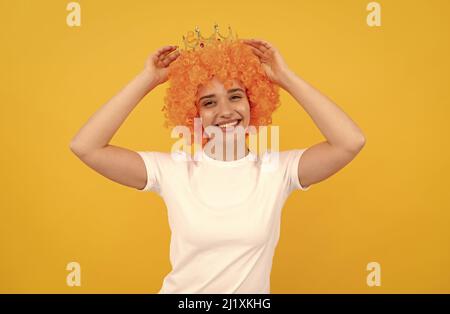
[260,149,304,163]
[136,150,188,173]
[257,149,300,172]
[137,150,188,162]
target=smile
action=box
[215,119,241,131]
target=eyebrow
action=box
[198,88,245,102]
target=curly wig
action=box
[162,39,281,147]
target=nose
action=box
[217,98,235,117]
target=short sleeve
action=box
[288,148,311,192]
[136,151,161,194]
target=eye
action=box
[202,95,242,107]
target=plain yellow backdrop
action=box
[1,0,449,293]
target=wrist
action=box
[278,69,296,90]
[138,69,160,90]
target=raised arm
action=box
[281,71,366,189]
[243,38,366,189]
[69,45,180,190]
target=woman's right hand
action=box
[143,45,180,86]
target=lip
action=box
[215,119,242,132]
[215,119,241,127]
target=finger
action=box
[243,39,262,46]
[252,38,270,45]
[250,47,265,59]
[249,38,273,50]
[244,38,267,45]
[156,45,178,57]
[161,48,179,59]
[156,46,173,55]
[242,39,259,47]
[166,50,180,62]
[160,47,178,57]
[161,51,180,66]
[160,45,178,52]
[156,48,179,63]
[248,44,270,57]
[243,40,267,53]
[244,40,270,53]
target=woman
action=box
[70,37,366,294]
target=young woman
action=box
[70,37,366,294]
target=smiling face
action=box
[196,77,250,137]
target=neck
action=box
[206,142,250,161]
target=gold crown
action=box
[181,23,239,51]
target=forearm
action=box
[70,70,158,155]
[280,70,366,152]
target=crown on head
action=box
[181,23,239,51]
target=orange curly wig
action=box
[162,39,281,147]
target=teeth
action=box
[218,120,239,128]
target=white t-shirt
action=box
[136,148,311,294]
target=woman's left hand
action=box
[242,38,293,88]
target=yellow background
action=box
[1,0,449,293]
